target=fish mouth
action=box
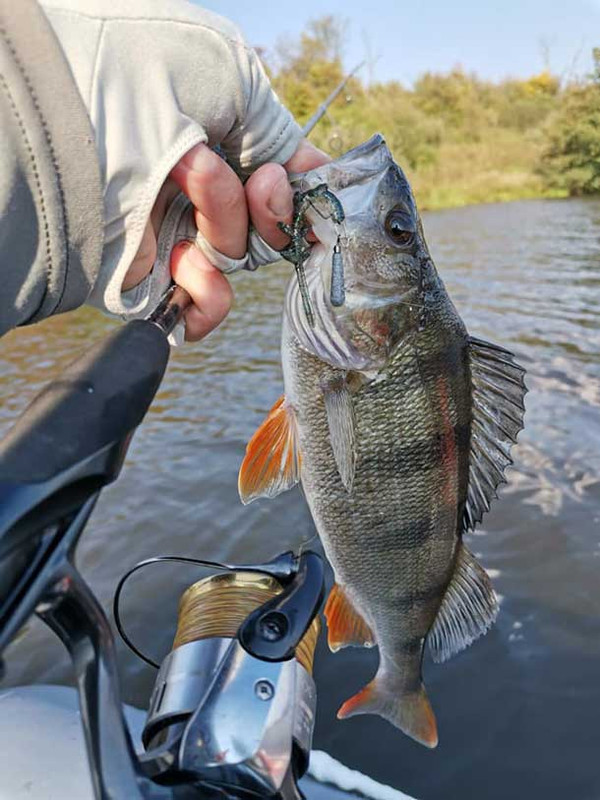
[288,133,390,192]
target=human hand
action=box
[40,0,329,340]
[124,138,329,341]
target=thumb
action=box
[170,241,233,342]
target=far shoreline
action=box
[418,188,591,214]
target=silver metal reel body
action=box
[143,637,317,797]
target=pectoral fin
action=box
[324,583,375,652]
[238,396,301,505]
[428,541,498,663]
[322,376,356,492]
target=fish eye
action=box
[384,210,415,247]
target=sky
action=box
[198,0,599,86]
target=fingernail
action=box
[267,174,292,219]
[172,240,202,270]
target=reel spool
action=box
[172,570,320,675]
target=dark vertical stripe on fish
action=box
[359,425,471,477]
[388,581,448,612]
[436,376,458,506]
[365,515,436,551]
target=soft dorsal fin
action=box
[238,396,301,505]
[322,376,356,492]
[463,337,526,533]
[428,541,498,663]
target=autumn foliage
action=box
[264,18,599,209]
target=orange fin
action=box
[324,583,375,652]
[337,679,438,749]
[238,396,301,505]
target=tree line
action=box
[264,18,600,209]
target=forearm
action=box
[0,0,103,336]
[0,0,305,336]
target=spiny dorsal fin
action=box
[238,396,300,505]
[428,541,498,664]
[322,376,356,492]
[464,336,526,533]
[324,583,375,652]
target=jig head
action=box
[330,238,345,307]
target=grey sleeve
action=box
[0,0,103,337]
[40,0,303,320]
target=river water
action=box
[1,197,599,800]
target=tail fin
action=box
[337,679,438,749]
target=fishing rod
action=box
[301,60,365,137]
[0,288,326,799]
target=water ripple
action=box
[1,198,600,800]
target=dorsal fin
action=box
[238,396,301,505]
[463,337,526,533]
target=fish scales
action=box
[239,134,526,748]
[287,307,469,685]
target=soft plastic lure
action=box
[279,184,345,327]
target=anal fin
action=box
[428,541,499,664]
[238,396,301,505]
[324,583,375,652]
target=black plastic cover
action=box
[0,320,169,484]
[238,551,325,662]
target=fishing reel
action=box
[115,550,325,799]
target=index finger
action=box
[170,143,248,259]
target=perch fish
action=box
[239,134,526,748]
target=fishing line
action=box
[113,554,320,672]
[113,555,255,669]
[173,571,320,676]
[297,531,320,557]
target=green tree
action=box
[496,72,560,132]
[256,15,592,207]
[540,49,600,195]
[271,17,347,129]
